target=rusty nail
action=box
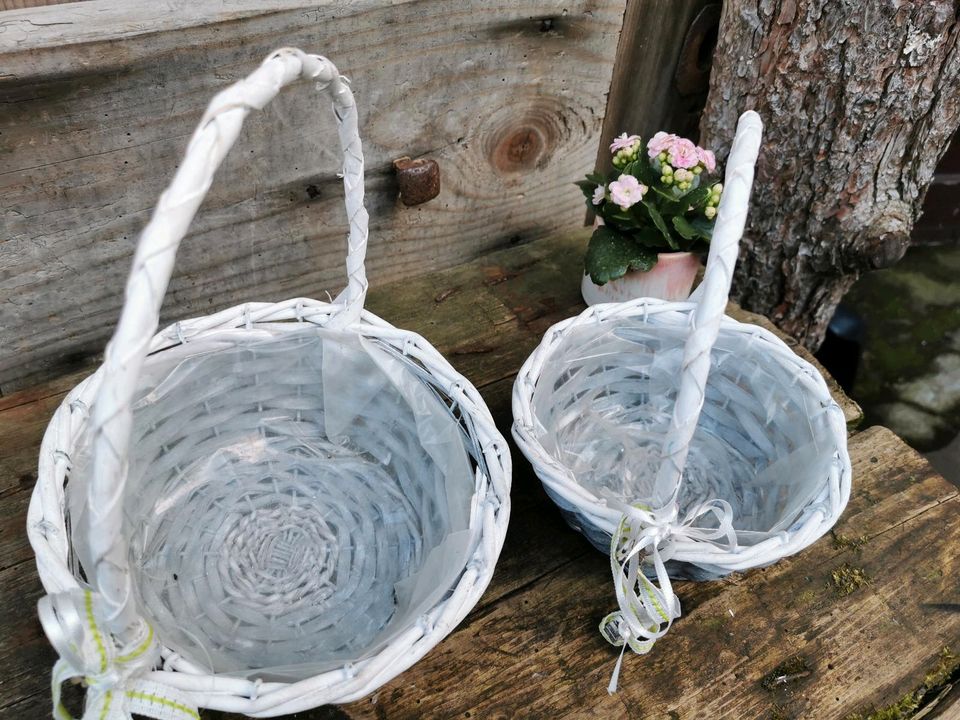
[394,156,441,206]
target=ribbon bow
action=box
[38,590,199,720]
[599,497,737,693]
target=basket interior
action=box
[67,325,479,680]
[530,314,841,545]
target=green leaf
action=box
[688,216,714,241]
[584,226,658,285]
[671,215,698,240]
[624,157,658,186]
[575,179,598,203]
[641,201,676,248]
[599,205,640,230]
[630,226,668,249]
[679,186,711,211]
[650,183,678,202]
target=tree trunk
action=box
[700,0,960,349]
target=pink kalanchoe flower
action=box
[592,185,606,205]
[668,137,699,169]
[610,133,641,153]
[608,175,647,210]
[647,131,676,158]
[696,146,717,172]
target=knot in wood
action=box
[846,200,912,270]
[490,124,550,174]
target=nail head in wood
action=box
[394,156,441,206]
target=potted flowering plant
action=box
[578,131,723,304]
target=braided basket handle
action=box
[85,48,368,635]
[651,111,763,506]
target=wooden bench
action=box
[2,232,957,719]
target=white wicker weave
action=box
[512,112,851,691]
[27,48,510,719]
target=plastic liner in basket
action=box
[65,328,477,680]
[512,112,851,690]
[27,49,510,719]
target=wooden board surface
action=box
[8,234,950,720]
[0,0,627,392]
[596,0,719,175]
[0,0,83,9]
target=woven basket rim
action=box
[511,296,852,569]
[28,297,512,712]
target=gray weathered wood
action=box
[596,0,718,177]
[0,0,627,392]
[302,427,959,720]
[700,0,960,349]
[0,0,81,9]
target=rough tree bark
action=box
[700,0,960,349]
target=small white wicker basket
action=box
[28,48,510,719]
[512,112,851,690]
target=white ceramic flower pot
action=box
[581,251,701,305]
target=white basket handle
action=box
[84,48,368,635]
[652,110,763,506]
[601,113,763,689]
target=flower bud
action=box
[705,206,717,219]
[693,166,702,175]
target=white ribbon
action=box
[600,497,737,693]
[38,590,199,720]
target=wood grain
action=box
[595,0,718,176]
[208,428,956,720]
[0,0,627,392]
[0,233,879,719]
[0,0,83,9]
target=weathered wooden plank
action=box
[596,0,719,177]
[0,0,81,10]
[0,232,868,716]
[0,0,627,392]
[253,427,955,720]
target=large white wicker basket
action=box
[512,112,851,690]
[27,48,510,719]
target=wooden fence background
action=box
[0,0,715,392]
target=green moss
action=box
[842,243,960,450]
[761,656,811,691]
[830,564,870,597]
[832,533,868,551]
[919,564,944,582]
[844,648,959,720]
[698,615,730,631]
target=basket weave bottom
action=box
[133,433,427,676]
[64,327,479,680]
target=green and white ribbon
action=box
[38,590,199,720]
[600,498,737,693]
